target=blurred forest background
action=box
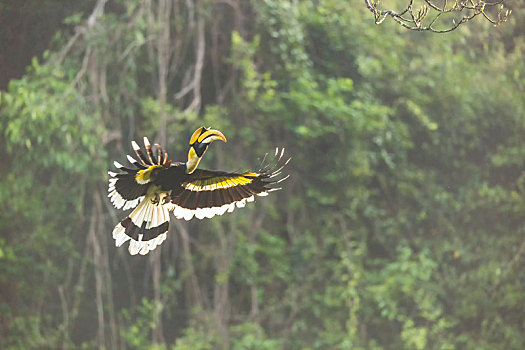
[1,0,525,349]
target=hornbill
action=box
[108,127,290,255]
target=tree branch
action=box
[364,0,511,33]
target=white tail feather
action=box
[111,197,171,255]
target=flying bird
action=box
[108,127,290,255]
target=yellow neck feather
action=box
[186,147,201,174]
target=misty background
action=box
[1,0,525,349]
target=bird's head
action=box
[186,126,227,174]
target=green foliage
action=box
[1,0,525,349]
[0,54,106,349]
[3,59,104,173]
[121,298,165,349]
[173,321,281,350]
[230,322,282,350]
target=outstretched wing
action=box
[109,137,176,255]
[169,148,290,220]
[108,137,171,210]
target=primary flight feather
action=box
[108,126,290,255]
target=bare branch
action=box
[54,0,108,64]
[183,4,206,114]
[175,220,205,309]
[364,0,511,33]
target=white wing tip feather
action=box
[127,155,137,164]
[172,196,261,221]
